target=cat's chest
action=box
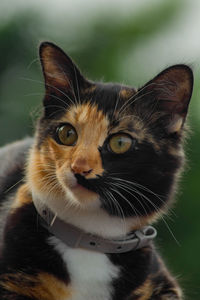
[49,236,120,300]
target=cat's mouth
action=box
[65,174,101,205]
[74,174,100,194]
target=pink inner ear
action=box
[45,69,71,88]
[138,65,193,134]
[40,45,72,90]
[143,65,193,133]
[152,66,193,116]
[167,114,184,134]
[39,42,89,106]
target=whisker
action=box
[20,77,75,107]
[107,176,175,219]
[110,181,148,218]
[117,81,167,117]
[112,85,123,122]
[27,57,40,70]
[24,92,70,111]
[4,178,25,194]
[50,213,58,227]
[72,64,81,105]
[57,63,78,106]
[117,90,153,117]
[103,188,127,237]
[135,191,180,246]
[109,186,142,226]
[109,177,164,203]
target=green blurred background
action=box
[0,0,199,298]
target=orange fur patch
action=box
[81,84,96,95]
[119,88,136,100]
[12,184,32,209]
[133,279,153,300]
[0,272,71,300]
[27,147,64,198]
[47,103,108,179]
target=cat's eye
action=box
[109,133,133,154]
[55,124,78,146]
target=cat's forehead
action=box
[81,82,137,114]
[61,102,109,128]
[60,83,138,128]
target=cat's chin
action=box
[64,183,100,209]
[33,188,97,221]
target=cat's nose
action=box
[71,158,93,177]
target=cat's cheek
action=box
[57,167,77,188]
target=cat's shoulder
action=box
[0,137,33,161]
[0,137,33,198]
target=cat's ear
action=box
[138,65,193,134]
[39,42,88,116]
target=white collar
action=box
[34,201,157,254]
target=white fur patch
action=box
[49,236,120,300]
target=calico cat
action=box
[0,42,193,300]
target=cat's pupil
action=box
[67,129,73,137]
[109,134,132,154]
[118,139,123,147]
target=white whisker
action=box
[20,77,76,107]
[50,213,57,227]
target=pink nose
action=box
[71,158,93,176]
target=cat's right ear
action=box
[39,42,88,116]
[136,65,193,134]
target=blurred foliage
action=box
[0,1,199,299]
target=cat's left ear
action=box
[138,65,193,133]
[39,42,89,115]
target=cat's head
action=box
[27,42,193,234]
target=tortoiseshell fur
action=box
[0,42,193,299]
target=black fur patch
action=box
[0,138,33,203]
[0,203,69,283]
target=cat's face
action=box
[27,42,193,229]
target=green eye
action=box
[109,134,132,154]
[56,124,78,146]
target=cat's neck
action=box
[31,191,148,239]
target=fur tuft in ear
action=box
[39,42,88,117]
[138,65,193,134]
